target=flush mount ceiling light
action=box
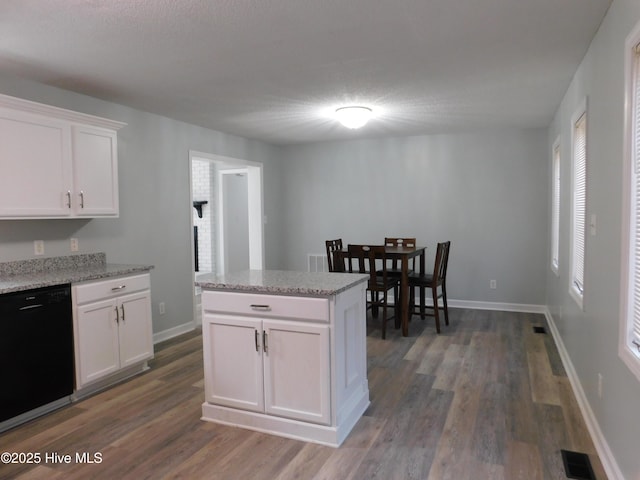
[335,106,373,129]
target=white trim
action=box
[551,135,561,277]
[619,19,640,384]
[544,308,624,480]
[0,92,126,130]
[153,321,197,344]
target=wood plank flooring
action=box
[0,308,607,479]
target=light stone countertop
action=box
[195,270,368,297]
[0,254,153,294]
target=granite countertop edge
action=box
[196,270,369,297]
[0,262,154,294]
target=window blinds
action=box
[552,144,560,271]
[573,112,587,294]
[632,45,640,348]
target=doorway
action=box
[189,151,265,323]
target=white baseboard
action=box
[388,292,547,314]
[153,321,197,344]
[543,307,624,480]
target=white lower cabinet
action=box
[201,283,369,447]
[204,314,330,425]
[73,273,153,391]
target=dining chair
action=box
[408,241,451,333]
[325,238,344,272]
[347,244,399,339]
[384,237,417,276]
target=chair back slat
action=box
[325,238,343,272]
[433,241,451,283]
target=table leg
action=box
[401,255,409,336]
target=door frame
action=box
[189,150,265,323]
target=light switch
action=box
[590,214,597,236]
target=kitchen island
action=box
[195,270,369,447]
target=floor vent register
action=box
[561,449,596,480]
[533,325,547,334]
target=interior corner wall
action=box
[0,72,284,336]
[545,1,640,478]
[279,129,549,306]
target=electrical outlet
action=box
[490,279,497,289]
[70,238,79,252]
[34,240,45,256]
[598,373,603,399]
[159,302,166,315]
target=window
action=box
[551,137,561,275]
[570,101,587,309]
[620,24,640,382]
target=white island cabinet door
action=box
[0,110,72,217]
[72,125,119,216]
[203,314,264,413]
[118,291,153,369]
[76,298,120,386]
[263,319,330,425]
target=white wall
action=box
[0,72,284,336]
[546,1,640,477]
[279,129,549,305]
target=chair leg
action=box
[442,283,449,326]
[420,286,426,319]
[371,291,379,318]
[432,286,441,333]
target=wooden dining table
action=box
[333,245,426,337]
[383,245,426,336]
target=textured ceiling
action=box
[0,0,611,145]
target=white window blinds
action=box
[552,143,560,272]
[572,112,587,296]
[631,44,640,349]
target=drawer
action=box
[202,291,329,323]
[74,273,150,304]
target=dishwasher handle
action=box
[19,304,44,311]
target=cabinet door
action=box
[76,298,120,387]
[118,291,153,368]
[263,320,330,425]
[203,314,264,413]
[72,125,118,216]
[0,109,72,217]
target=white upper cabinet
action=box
[0,93,125,219]
[72,125,119,216]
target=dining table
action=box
[333,244,426,337]
[383,245,426,336]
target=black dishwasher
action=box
[0,284,74,430]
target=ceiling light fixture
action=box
[335,106,373,129]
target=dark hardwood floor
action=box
[0,308,607,479]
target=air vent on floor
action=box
[533,326,547,334]
[561,449,596,480]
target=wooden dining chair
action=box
[408,241,451,333]
[325,238,343,272]
[384,237,417,276]
[347,244,399,339]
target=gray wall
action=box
[546,1,640,478]
[0,72,284,335]
[279,130,549,305]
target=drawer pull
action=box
[111,285,127,291]
[250,304,271,311]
